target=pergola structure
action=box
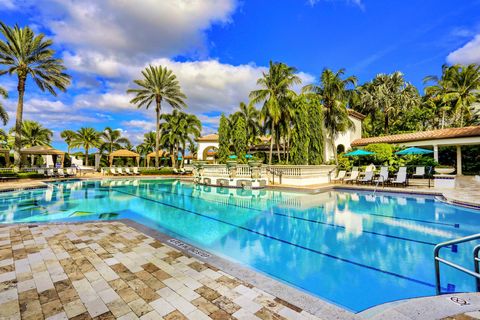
[351,125,480,175]
[146,150,168,167]
[20,146,66,167]
[109,149,140,166]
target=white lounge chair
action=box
[125,167,134,175]
[392,167,408,187]
[357,171,374,184]
[57,169,65,178]
[46,169,55,178]
[412,166,425,179]
[133,167,140,175]
[110,167,118,176]
[331,170,346,183]
[115,167,125,175]
[37,169,46,176]
[344,170,359,184]
[373,166,390,187]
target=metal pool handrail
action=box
[434,233,480,294]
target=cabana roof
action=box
[146,150,169,158]
[109,149,140,158]
[20,145,65,155]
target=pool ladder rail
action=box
[434,233,480,295]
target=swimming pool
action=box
[1,179,479,312]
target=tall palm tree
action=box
[127,65,187,168]
[0,86,8,125]
[234,102,260,150]
[304,68,356,165]
[0,23,71,168]
[249,61,301,164]
[15,120,52,147]
[177,113,201,168]
[70,128,100,166]
[60,129,77,155]
[99,127,130,154]
[424,64,480,127]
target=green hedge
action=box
[139,168,175,175]
[0,172,45,179]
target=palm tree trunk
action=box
[331,137,338,166]
[286,135,290,164]
[269,123,274,165]
[181,144,186,168]
[13,75,26,169]
[155,102,160,168]
[85,147,89,166]
[276,137,281,163]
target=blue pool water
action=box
[1,179,479,312]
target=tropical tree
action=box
[60,129,77,155]
[0,86,8,125]
[127,65,187,168]
[249,61,301,164]
[232,102,260,150]
[232,116,247,161]
[15,120,52,147]
[424,64,480,127]
[70,127,100,166]
[217,114,230,163]
[99,127,130,154]
[304,68,356,165]
[355,72,419,134]
[0,23,71,168]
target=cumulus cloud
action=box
[447,34,480,65]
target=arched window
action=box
[336,144,345,154]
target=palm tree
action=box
[70,128,100,166]
[234,102,260,151]
[424,64,480,127]
[99,127,130,154]
[0,86,8,125]
[127,65,187,168]
[249,61,301,164]
[0,23,71,168]
[60,130,77,155]
[304,68,356,165]
[15,120,52,147]
[177,113,201,168]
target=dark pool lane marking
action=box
[113,185,448,247]
[111,187,439,289]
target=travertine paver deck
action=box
[0,222,319,320]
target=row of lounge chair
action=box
[331,166,417,187]
[107,167,140,176]
[37,168,78,178]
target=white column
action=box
[456,145,462,175]
[433,145,439,162]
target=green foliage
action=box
[139,168,174,175]
[290,100,309,165]
[307,99,324,164]
[336,153,353,170]
[217,114,230,163]
[17,172,44,179]
[364,143,394,164]
[232,116,247,162]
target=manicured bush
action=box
[139,168,175,175]
[18,172,45,179]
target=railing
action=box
[197,164,334,178]
[434,233,480,294]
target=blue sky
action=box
[0,0,479,151]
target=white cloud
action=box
[0,0,16,10]
[447,34,480,65]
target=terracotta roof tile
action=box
[351,126,480,146]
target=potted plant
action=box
[435,165,455,175]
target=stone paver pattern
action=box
[0,221,319,320]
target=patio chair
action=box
[392,167,408,187]
[37,169,46,177]
[373,166,390,187]
[125,167,134,175]
[133,167,140,175]
[46,169,55,178]
[412,166,425,179]
[180,168,187,175]
[344,170,359,184]
[357,171,374,184]
[110,167,118,176]
[57,169,65,178]
[117,167,127,175]
[331,170,346,183]
[173,168,181,175]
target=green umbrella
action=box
[245,154,253,159]
[396,147,433,155]
[228,155,237,159]
[344,149,375,156]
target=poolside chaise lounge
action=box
[117,167,127,175]
[125,167,134,175]
[57,169,65,178]
[357,171,374,184]
[412,166,425,179]
[133,167,140,175]
[372,166,390,187]
[344,170,359,184]
[110,168,118,176]
[331,170,346,183]
[392,167,408,187]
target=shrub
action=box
[139,168,175,175]
[364,143,394,164]
[18,172,45,179]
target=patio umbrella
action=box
[395,147,433,155]
[228,155,238,159]
[245,154,253,159]
[344,149,375,156]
